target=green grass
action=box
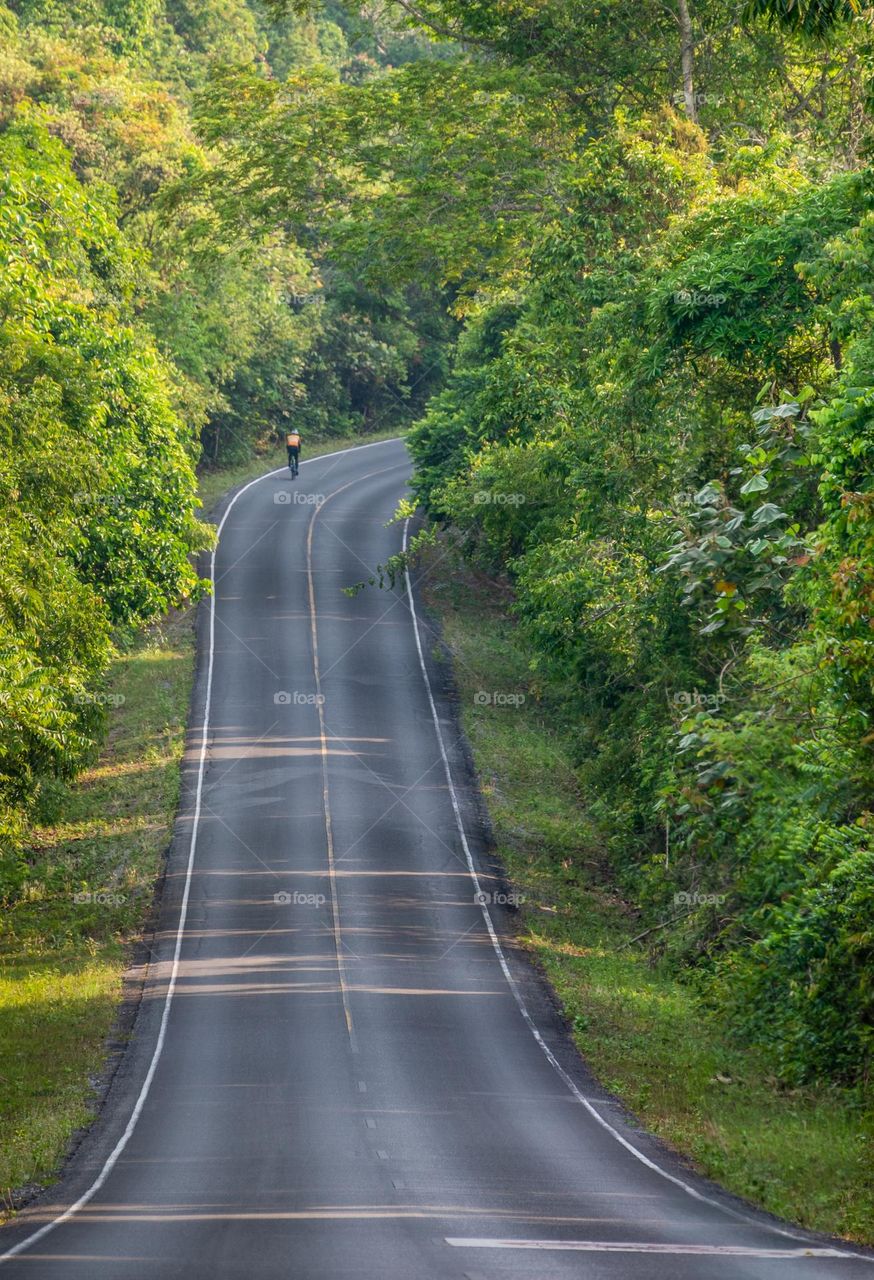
[423,543,874,1245]
[0,429,400,1213]
[0,611,195,1207]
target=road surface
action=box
[1,438,871,1278]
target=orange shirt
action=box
[286,432,301,449]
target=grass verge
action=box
[0,430,401,1215]
[0,610,194,1208]
[422,542,874,1245]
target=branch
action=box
[620,910,694,949]
[388,0,495,45]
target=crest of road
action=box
[2,438,871,1278]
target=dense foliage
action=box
[406,145,874,1086]
[0,106,206,890]
[197,0,874,1086]
[0,0,452,897]
[2,0,873,1090]
[404,82,874,1085]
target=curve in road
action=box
[1,437,871,1279]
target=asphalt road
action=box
[1,437,871,1278]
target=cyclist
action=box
[286,429,301,478]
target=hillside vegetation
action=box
[0,0,450,902]
[1,0,872,1208]
[195,0,874,1092]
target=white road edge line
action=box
[444,1239,853,1257]
[0,436,400,1265]
[401,519,873,1267]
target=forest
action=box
[0,0,872,1177]
[191,0,874,1092]
[0,0,451,904]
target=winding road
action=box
[1,437,871,1278]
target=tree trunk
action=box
[677,0,698,123]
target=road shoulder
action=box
[413,534,874,1246]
